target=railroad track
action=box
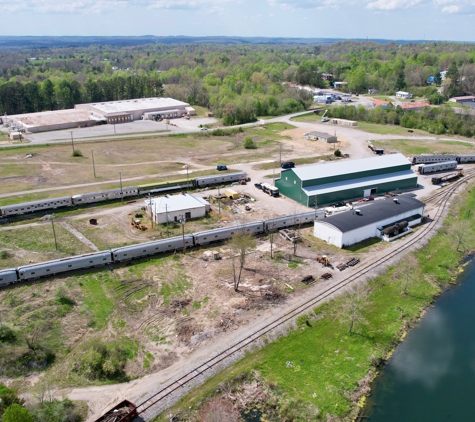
[135,172,475,420]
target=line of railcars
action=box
[0,211,318,286]
[412,154,475,165]
[0,172,247,218]
[418,161,458,174]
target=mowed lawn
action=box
[372,138,475,156]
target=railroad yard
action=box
[1,115,475,421]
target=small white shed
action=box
[146,194,210,224]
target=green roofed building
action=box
[275,153,418,208]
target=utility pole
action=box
[119,172,123,202]
[217,186,221,214]
[149,194,153,229]
[114,123,116,134]
[279,143,282,166]
[165,204,169,237]
[70,131,75,155]
[180,215,186,254]
[91,150,96,178]
[51,217,58,250]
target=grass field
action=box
[0,223,93,267]
[372,138,475,156]
[290,112,321,123]
[355,122,432,136]
[154,183,475,421]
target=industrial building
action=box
[75,97,195,123]
[7,109,101,133]
[313,194,425,248]
[396,91,413,99]
[146,193,210,225]
[305,131,338,143]
[275,153,418,208]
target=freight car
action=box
[431,171,463,185]
[418,161,458,174]
[412,155,457,165]
[1,211,319,286]
[94,400,137,422]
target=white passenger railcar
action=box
[456,155,475,163]
[193,221,264,245]
[412,155,456,165]
[71,187,138,204]
[0,269,18,286]
[193,172,247,188]
[266,211,320,231]
[17,251,113,281]
[418,161,458,174]
[0,196,72,216]
[111,236,194,262]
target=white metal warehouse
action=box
[313,194,425,248]
[75,97,196,123]
[146,194,210,224]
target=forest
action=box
[0,40,474,126]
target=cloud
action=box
[366,0,422,11]
[0,0,235,14]
[267,0,352,10]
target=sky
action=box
[0,0,473,42]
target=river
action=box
[364,258,475,421]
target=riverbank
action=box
[155,184,475,422]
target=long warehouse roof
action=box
[302,170,417,196]
[79,97,190,114]
[315,194,425,233]
[291,153,411,182]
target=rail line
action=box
[135,172,474,420]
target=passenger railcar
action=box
[72,187,138,204]
[111,235,194,262]
[17,251,113,281]
[266,211,319,231]
[193,172,247,188]
[0,269,19,286]
[193,221,265,246]
[412,155,456,165]
[0,196,72,217]
[418,161,458,174]
[456,155,475,163]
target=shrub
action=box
[0,325,16,343]
[334,149,342,157]
[2,403,33,422]
[243,136,257,149]
[72,150,83,157]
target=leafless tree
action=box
[336,284,371,335]
[229,232,256,292]
[393,254,418,295]
[451,219,471,252]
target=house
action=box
[449,96,475,104]
[372,99,390,109]
[396,91,413,99]
[333,82,348,89]
[368,89,380,95]
[305,131,338,143]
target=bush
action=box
[2,403,33,422]
[0,384,24,416]
[75,340,127,380]
[243,136,257,149]
[334,149,342,157]
[32,399,83,422]
[72,150,83,157]
[0,325,16,343]
[0,250,8,259]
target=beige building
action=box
[75,97,196,123]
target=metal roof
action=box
[146,193,209,214]
[315,194,425,233]
[9,109,97,128]
[80,97,190,114]
[291,153,411,182]
[308,131,334,138]
[302,170,417,196]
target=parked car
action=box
[216,165,228,171]
[200,127,208,131]
[254,183,262,189]
[281,162,295,169]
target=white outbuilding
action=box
[146,193,210,224]
[313,194,425,248]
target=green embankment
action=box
[155,184,475,421]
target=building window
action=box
[185,212,191,219]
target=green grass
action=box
[155,184,475,421]
[372,139,475,156]
[290,111,322,123]
[356,122,431,136]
